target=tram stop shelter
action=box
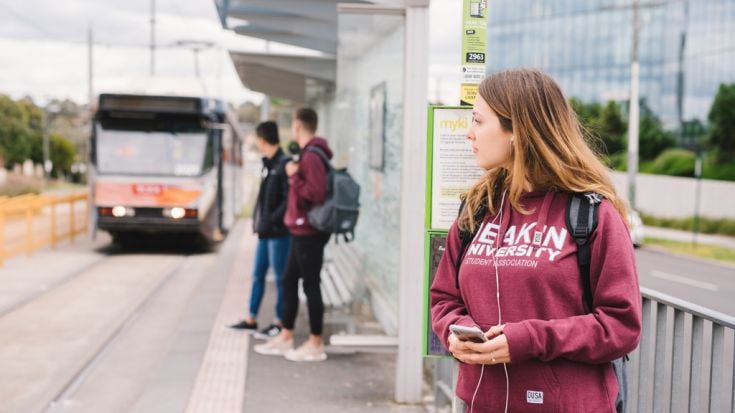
[215,0,431,405]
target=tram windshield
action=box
[96,126,214,177]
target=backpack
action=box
[305,147,361,242]
[455,191,628,413]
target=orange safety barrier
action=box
[0,191,90,266]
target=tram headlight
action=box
[169,207,186,220]
[163,207,196,219]
[111,206,135,217]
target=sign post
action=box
[423,0,489,358]
[423,106,483,356]
[460,0,488,106]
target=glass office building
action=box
[486,0,735,146]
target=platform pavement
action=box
[1,222,429,412]
[187,222,428,413]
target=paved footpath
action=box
[189,224,427,413]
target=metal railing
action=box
[0,192,89,266]
[630,287,735,413]
[430,288,735,413]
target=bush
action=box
[643,149,696,177]
[719,219,735,235]
[702,158,735,181]
[706,83,735,163]
[606,152,627,171]
[638,110,677,161]
[640,213,735,236]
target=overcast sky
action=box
[0,0,311,106]
[0,0,467,107]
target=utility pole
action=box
[192,48,206,95]
[599,0,664,210]
[87,23,94,186]
[174,40,214,96]
[88,23,94,107]
[42,103,60,189]
[150,0,156,76]
[627,0,640,210]
[42,110,50,187]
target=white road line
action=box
[650,270,720,292]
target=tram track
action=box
[0,254,106,319]
[0,251,196,413]
[43,254,192,413]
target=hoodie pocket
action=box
[508,360,560,413]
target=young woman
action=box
[430,69,641,412]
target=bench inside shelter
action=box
[298,239,398,351]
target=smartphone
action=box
[449,324,487,343]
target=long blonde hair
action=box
[459,69,628,233]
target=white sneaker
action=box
[253,335,293,356]
[284,341,327,362]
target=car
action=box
[629,210,644,248]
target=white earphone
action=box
[469,189,510,413]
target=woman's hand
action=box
[453,325,512,365]
[448,332,480,359]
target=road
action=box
[636,248,734,317]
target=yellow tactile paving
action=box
[185,230,253,413]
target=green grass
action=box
[45,181,86,193]
[0,174,41,196]
[645,237,735,263]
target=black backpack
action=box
[455,192,628,413]
[305,147,361,243]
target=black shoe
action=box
[254,324,282,340]
[229,319,258,330]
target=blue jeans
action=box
[249,235,291,322]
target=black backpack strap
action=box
[454,200,487,290]
[276,152,292,171]
[566,192,602,312]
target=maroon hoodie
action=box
[284,137,333,236]
[431,190,641,412]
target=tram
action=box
[90,93,243,244]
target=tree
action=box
[594,101,626,155]
[570,98,626,156]
[29,133,75,177]
[0,95,39,167]
[638,104,676,161]
[0,95,79,178]
[237,101,261,124]
[50,134,76,178]
[706,83,735,163]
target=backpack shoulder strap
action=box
[454,199,487,289]
[304,146,333,171]
[566,192,602,312]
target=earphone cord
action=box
[469,190,509,413]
